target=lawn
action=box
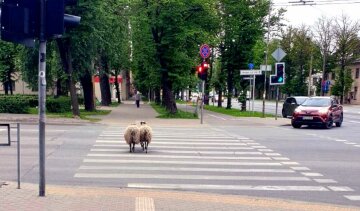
[151,103,198,119]
[204,105,274,118]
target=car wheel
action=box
[324,117,333,129]
[292,122,301,128]
[336,114,343,127]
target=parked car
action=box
[291,97,343,129]
[282,96,309,118]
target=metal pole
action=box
[252,75,255,114]
[249,79,251,111]
[275,86,279,120]
[201,80,205,124]
[39,0,47,197]
[17,123,20,189]
[262,4,271,118]
[308,54,313,96]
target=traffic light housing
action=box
[270,63,285,85]
[197,62,209,81]
[46,0,81,39]
[0,0,39,46]
[0,0,81,46]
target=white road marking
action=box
[87,153,272,160]
[344,195,360,201]
[327,186,354,192]
[301,173,323,177]
[314,179,337,184]
[265,153,281,156]
[127,183,329,192]
[136,197,155,211]
[258,149,273,152]
[291,167,310,171]
[78,166,295,173]
[96,141,247,146]
[354,145,360,147]
[272,157,290,161]
[348,120,360,124]
[335,139,347,142]
[83,159,283,166]
[208,114,227,120]
[344,142,357,145]
[246,143,261,145]
[252,146,267,149]
[74,173,310,181]
[281,162,299,165]
[93,145,254,151]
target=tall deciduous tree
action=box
[130,0,219,113]
[332,15,360,103]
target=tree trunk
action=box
[114,75,121,103]
[226,66,233,109]
[161,70,177,113]
[218,89,223,107]
[99,55,112,106]
[4,82,9,95]
[80,71,95,111]
[56,38,80,117]
[155,87,161,104]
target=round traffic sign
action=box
[200,44,211,59]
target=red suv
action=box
[291,97,343,129]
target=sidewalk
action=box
[0,101,358,210]
[1,182,357,211]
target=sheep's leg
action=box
[145,141,148,153]
[129,143,132,153]
[141,142,144,151]
[132,142,135,152]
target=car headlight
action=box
[294,108,302,113]
[319,108,329,114]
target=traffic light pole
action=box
[275,86,279,120]
[201,80,205,124]
[39,0,47,197]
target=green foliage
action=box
[151,103,197,119]
[46,97,71,113]
[331,68,353,96]
[0,95,30,113]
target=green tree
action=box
[0,42,19,95]
[332,15,360,103]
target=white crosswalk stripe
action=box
[74,126,355,197]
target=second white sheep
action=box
[139,121,152,153]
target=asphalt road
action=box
[1,105,360,208]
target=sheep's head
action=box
[140,121,147,125]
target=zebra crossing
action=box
[74,126,359,202]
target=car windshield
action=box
[302,98,331,107]
[295,97,308,105]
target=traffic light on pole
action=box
[270,63,285,85]
[0,0,81,46]
[0,0,39,46]
[197,61,209,80]
[46,0,81,39]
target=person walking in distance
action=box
[135,91,141,108]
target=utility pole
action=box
[262,3,271,118]
[308,54,313,96]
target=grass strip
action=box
[29,108,111,122]
[204,105,274,118]
[151,103,198,119]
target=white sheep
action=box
[124,124,140,153]
[139,121,153,153]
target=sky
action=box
[272,0,360,27]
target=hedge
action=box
[0,95,71,113]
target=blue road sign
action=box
[248,63,254,70]
[200,44,211,59]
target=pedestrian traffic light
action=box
[46,0,81,39]
[270,63,285,85]
[197,62,209,81]
[0,0,39,46]
[0,0,81,46]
